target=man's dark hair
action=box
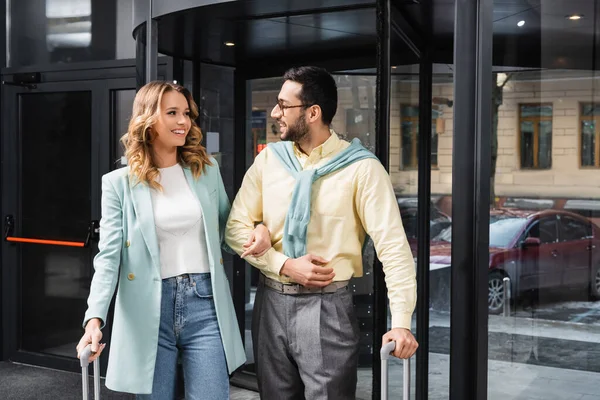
[283,66,338,126]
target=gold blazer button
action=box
[125,240,131,248]
[220,258,223,265]
[127,273,135,281]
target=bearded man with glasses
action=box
[226,66,418,400]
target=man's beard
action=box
[281,115,310,143]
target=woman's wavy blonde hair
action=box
[121,81,212,190]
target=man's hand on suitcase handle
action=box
[76,318,106,363]
[382,328,418,359]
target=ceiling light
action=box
[517,20,525,27]
[392,66,397,69]
[566,14,583,20]
[224,42,235,47]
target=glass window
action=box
[251,110,268,157]
[526,217,558,244]
[19,91,92,357]
[399,105,440,169]
[401,118,418,169]
[520,104,553,117]
[580,103,600,167]
[345,109,376,146]
[488,35,600,400]
[519,104,553,169]
[431,124,439,167]
[581,119,596,166]
[7,0,135,67]
[560,217,592,242]
[400,211,418,239]
[520,120,535,168]
[433,216,527,248]
[582,103,600,116]
[488,217,527,248]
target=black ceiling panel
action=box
[145,0,600,73]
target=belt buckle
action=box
[286,284,300,294]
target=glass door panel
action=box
[18,91,93,356]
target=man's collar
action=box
[293,129,340,158]
[321,129,340,157]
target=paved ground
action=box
[3,350,600,400]
[419,353,600,400]
[0,362,259,400]
[4,287,600,399]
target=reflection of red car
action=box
[428,209,600,314]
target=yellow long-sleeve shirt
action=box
[225,132,416,329]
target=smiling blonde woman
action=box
[76,81,271,399]
[123,81,210,190]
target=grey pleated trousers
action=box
[251,278,360,400]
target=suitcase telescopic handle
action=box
[380,341,410,400]
[80,344,101,400]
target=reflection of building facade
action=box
[400,77,600,200]
[255,74,600,201]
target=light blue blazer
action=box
[83,159,246,394]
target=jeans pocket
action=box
[192,273,214,298]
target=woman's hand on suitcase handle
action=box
[76,318,106,363]
[382,328,418,359]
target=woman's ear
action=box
[143,127,153,143]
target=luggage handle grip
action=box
[380,340,411,400]
[80,344,101,400]
[380,340,397,360]
[80,344,94,368]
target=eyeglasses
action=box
[274,99,313,116]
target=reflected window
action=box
[8,0,133,67]
[559,216,592,242]
[488,217,527,248]
[346,109,375,146]
[252,110,268,157]
[526,216,558,244]
[519,104,553,169]
[399,105,440,169]
[580,103,600,168]
[46,0,92,53]
[400,211,418,239]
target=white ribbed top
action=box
[151,164,210,278]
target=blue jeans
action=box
[137,273,229,400]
